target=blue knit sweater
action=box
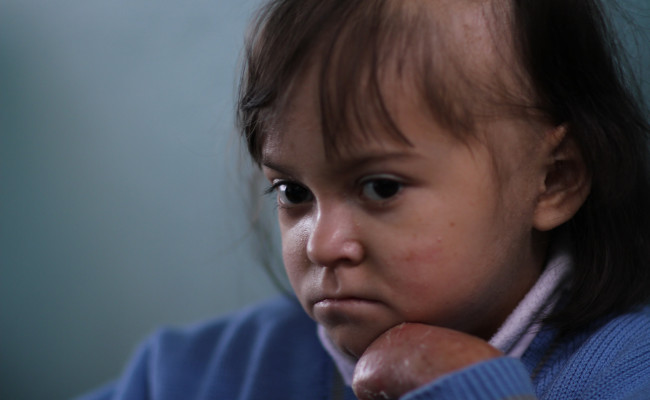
[77,296,650,400]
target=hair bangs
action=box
[238,0,488,164]
[315,0,483,157]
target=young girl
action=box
[79,0,650,399]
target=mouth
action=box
[315,297,379,306]
[312,296,385,325]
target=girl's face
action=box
[261,71,550,359]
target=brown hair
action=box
[238,0,540,161]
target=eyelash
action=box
[264,175,405,207]
[263,182,282,196]
[359,175,404,203]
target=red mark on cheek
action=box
[397,244,443,264]
[449,221,456,227]
[403,250,417,263]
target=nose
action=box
[306,203,364,268]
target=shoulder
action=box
[78,296,336,400]
[147,295,324,384]
[564,305,650,365]
[573,306,650,386]
[532,305,650,399]
[152,294,315,357]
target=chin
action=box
[334,336,372,360]
[326,323,394,359]
[311,299,403,356]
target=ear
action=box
[533,125,591,232]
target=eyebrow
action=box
[261,160,297,177]
[262,150,420,177]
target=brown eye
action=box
[361,178,402,201]
[277,182,313,205]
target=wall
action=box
[0,1,282,399]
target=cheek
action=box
[378,220,469,296]
[381,216,449,267]
[392,243,442,265]
[384,234,445,276]
[280,221,310,280]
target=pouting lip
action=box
[311,296,387,327]
[312,295,382,306]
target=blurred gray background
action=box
[0,1,648,399]
[1,1,283,399]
